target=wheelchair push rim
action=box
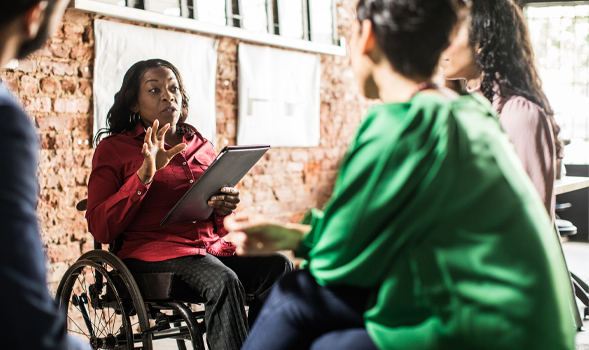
[56,251,153,350]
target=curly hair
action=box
[94,59,190,146]
[469,0,563,157]
[356,0,465,80]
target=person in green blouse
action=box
[225,0,576,349]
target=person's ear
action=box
[131,103,139,113]
[21,1,48,39]
[359,19,377,56]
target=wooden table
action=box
[555,176,589,195]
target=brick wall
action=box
[1,0,369,290]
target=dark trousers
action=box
[124,253,292,350]
[242,269,378,350]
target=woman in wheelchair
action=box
[86,58,293,350]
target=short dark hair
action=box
[0,1,47,25]
[94,59,190,146]
[356,0,461,79]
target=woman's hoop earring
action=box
[129,112,140,123]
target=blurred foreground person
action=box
[225,0,575,349]
[0,1,90,349]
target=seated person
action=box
[86,59,292,350]
[224,0,576,349]
[440,0,561,218]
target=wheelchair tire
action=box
[56,250,153,350]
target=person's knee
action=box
[205,267,245,302]
[271,252,294,275]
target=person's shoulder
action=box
[178,122,209,143]
[0,84,29,119]
[499,95,547,130]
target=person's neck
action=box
[373,64,424,103]
[466,77,482,91]
[0,25,21,70]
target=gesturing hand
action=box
[224,215,310,256]
[137,119,186,185]
[208,187,240,217]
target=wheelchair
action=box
[55,199,210,350]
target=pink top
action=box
[485,90,556,217]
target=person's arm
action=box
[0,104,68,349]
[85,139,152,244]
[87,121,186,244]
[498,97,555,213]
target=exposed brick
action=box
[286,162,304,173]
[41,78,60,94]
[62,9,92,25]
[64,24,84,41]
[16,59,37,73]
[23,97,51,112]
[78,63,92,78]
[1,75,19,92]
[46,243,81,263]
[20,75,39,93]
[61,79,76,94]
[79,81,92,96]
[70,45,93,60]
[49,43,71,58]
[40,61,77,76]
[54,98,90,114]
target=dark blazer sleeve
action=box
[0,101,67,350]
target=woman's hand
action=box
[208,187,240,217]
[137,119,186,185]
[224,215,310,255]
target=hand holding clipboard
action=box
[160,145,270,226]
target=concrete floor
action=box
[151,242,589,350]
[563,242,589,350]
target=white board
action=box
[93,20,219,143]
[237,43,320,147]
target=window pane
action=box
[241,0,269,33]
[145,0,181,17]
[93,0,127,5]
[526,3,589,162]
[195,0,226,25]
[277,0,304,39]
[308,0,333,44]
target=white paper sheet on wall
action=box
[237,43,320,147]
[196,0,227,26]
[241,0,269,33]
[277,0,304,39]
[93,20,219,143]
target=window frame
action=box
[71,0,346,56]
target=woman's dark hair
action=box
[470,0,563,157]
[94,59,190,146]
[0,0,49,25]
[356,0,463,80]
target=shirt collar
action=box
[125,122,197,140]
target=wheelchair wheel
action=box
[56,251,152,350]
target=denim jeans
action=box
[242,269,378,350]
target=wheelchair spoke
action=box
[67,314,92,340]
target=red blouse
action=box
[86,122,236,262]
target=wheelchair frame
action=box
[55,199,208,350]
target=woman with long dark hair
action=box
[87,59,292,350]
[441,0,561,217]
[223,0,575,349]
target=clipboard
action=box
[160,145,270,227]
